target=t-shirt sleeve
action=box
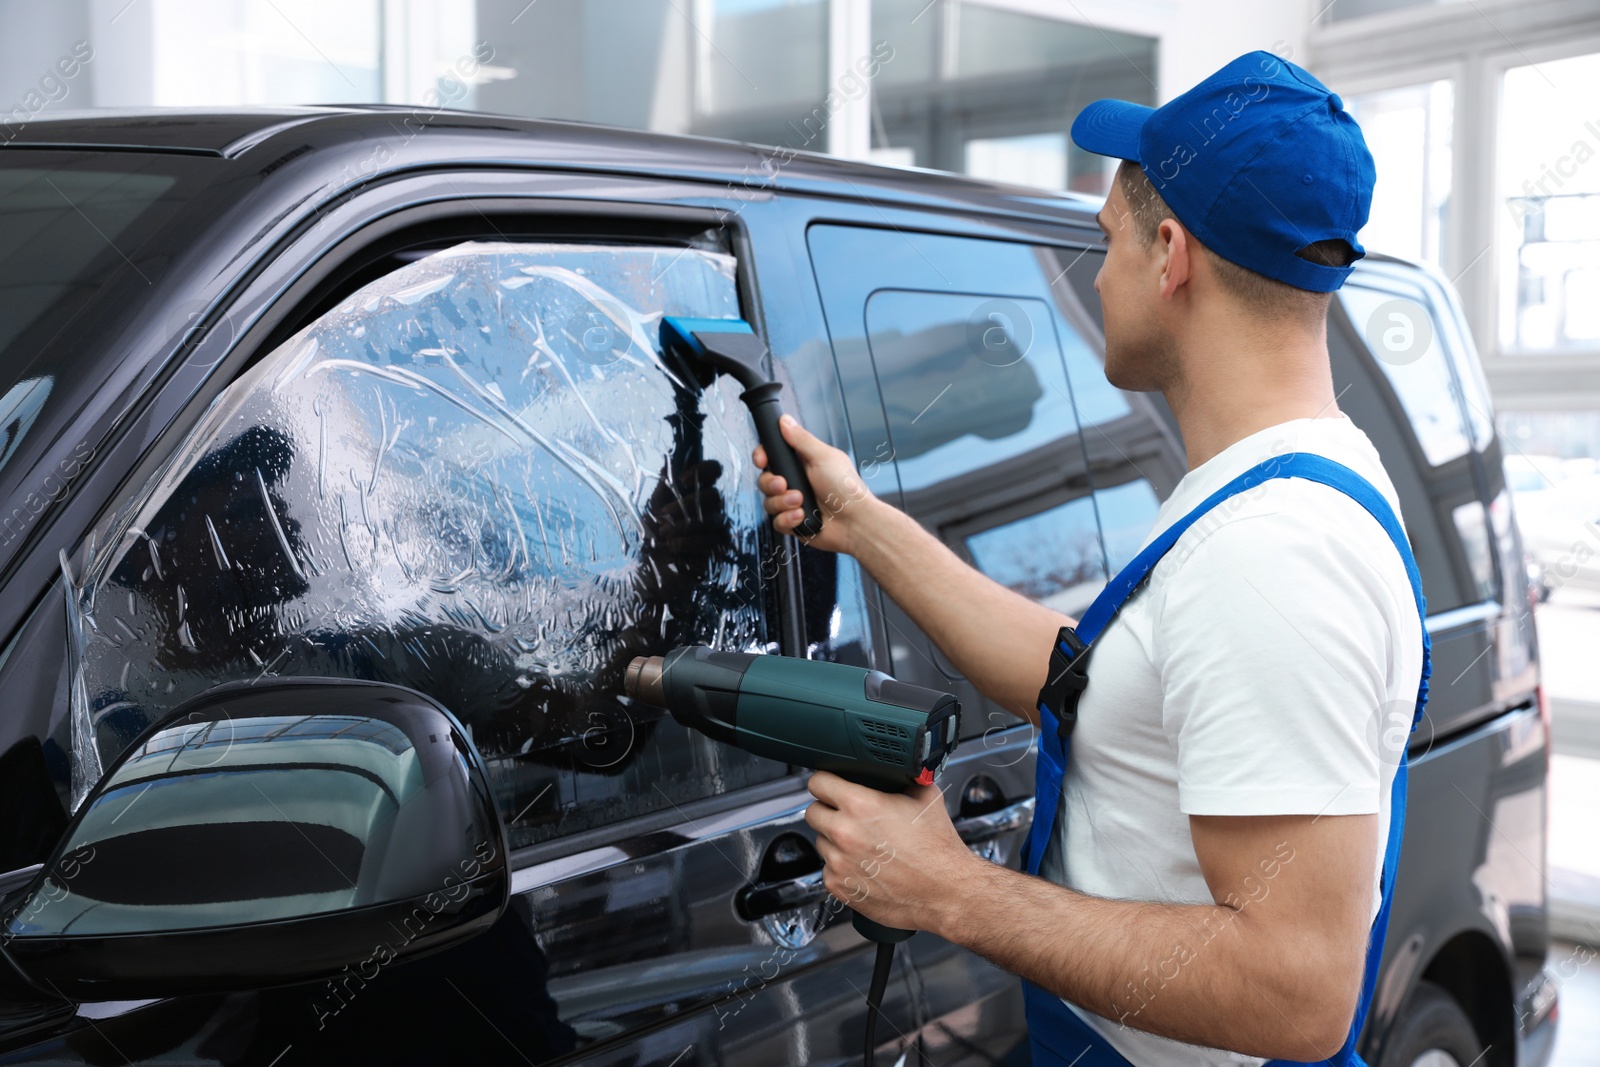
[1151,484,1407,817]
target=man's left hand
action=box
[804,769,977,935]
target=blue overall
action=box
[1020,453,1433,1067]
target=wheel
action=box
[1377,981,1485,1067]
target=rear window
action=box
[1337,283,1470,468]
[1333,276,1489,613]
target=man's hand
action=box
[754,411,1067,723]
[753,414,881,555]
[804,770,977,933]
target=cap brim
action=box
[1070,99,1155,161]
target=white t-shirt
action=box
[1035,413,1425,1067]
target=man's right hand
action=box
[753,414,879,555]
[756,413,1065,724]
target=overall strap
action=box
[1022,452,1432,1067]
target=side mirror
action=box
[1,678,507,1002]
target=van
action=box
[0,108,1555,1066]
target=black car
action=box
[0,107,1558,1067]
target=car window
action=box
[964,495,1103,617]
[1338,282,1472,468]
[1040,243,1177,576]
[1332,278,1483,613]
[1090,478,1165,575]
[1452,500,1498,602]
[865,290,1086,496]
[1421,273,1496,452]
[807,224,1184,749]
[61,241,787,849]
[860,283,1103,618]
[885,291,1114,623]
[808,225,1108,737]
[1033,246,1131,434]
[0,155,209,486]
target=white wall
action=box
[0,0,95,115]
[948,0,1316,103]
[1155,0,1316,100]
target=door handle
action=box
[734,798,1033,921]
[736,868,827,921]
[953,796,1034,845]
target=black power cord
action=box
[864,941,896,1067]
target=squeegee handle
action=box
[742,382,825,538]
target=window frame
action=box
[1478,32,1600,362]
[42,175,811,872]
[1335,69,1460,269]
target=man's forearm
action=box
[849,498,1067,722]
[930,858,1356,1061]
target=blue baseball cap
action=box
[1071,51,1375,293]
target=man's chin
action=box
[1102,348,1141,392]
[1103,340,1166,393]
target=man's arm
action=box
[756,415,1067,723]
[805,771,1379,1060]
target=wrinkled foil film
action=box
[65,242,777,842]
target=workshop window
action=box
[61,241,787,849]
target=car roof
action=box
[0,105,1106,229]
[1,108,1450,274]
[0,106,340,154]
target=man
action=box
[752,51,1427,1065]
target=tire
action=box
[1377,981,1485,1067]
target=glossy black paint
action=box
[3,679,507,1002]
[0,105,1554,1066]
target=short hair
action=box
[1113,160,1356,324]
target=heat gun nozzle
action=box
[624,655,666,707]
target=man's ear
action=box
[1156,217,1191,301]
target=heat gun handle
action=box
[743,381,825,538]
[852,911,915,944]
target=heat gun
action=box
[624,646,961,1067]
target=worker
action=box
[752,50,1429,1067]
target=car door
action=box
[806,221,1182,1064]
[0,174,918,1066]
